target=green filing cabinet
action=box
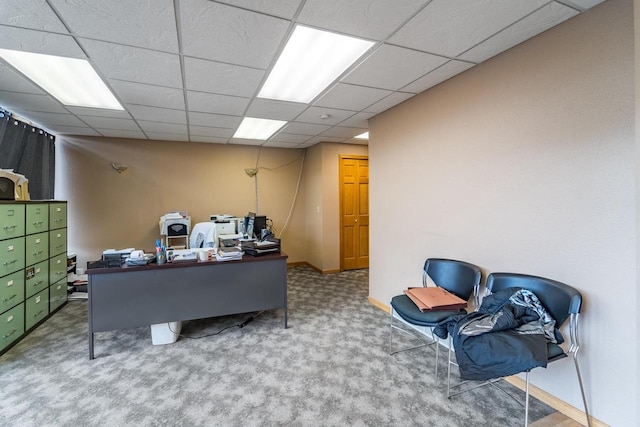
[26,204,48,235]
[0,200,67,357]
[25,288,48,331]
[25,260,49,299]
[0,303,24,353]
[0,204,25,240]
[0,236,25,277]
[0,270,24,314]
[1,203,26,354]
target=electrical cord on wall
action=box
[167,311,265,339]
[277,149,305,239]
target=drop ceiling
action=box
[0,0,605,149]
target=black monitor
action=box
[244,213,267,239]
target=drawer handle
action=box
[2,225,18,230]
[55,244,64,249]
[54,218,63,222]
[2,294,16,302]
[2,329,17,339]
[2,259,18,266]
[33,250,44,256]
[56,271,65,275]
[33,309,44,318]
[34,280,44,286]
[33,221,43,226]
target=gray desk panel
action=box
[88,255,287,359]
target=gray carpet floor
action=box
[0,265,554,426]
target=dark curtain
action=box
[0,114,55,199]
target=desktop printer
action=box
[159,212,191,236]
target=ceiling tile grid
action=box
[0,0,604,148]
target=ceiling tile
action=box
[18,111,86,127]
[388,0,548,57]
[97,129,147,139]
[189,126,235,138]
[342,44,448,90]
[315,83,391,111]
[138,121,187,134]
[337,112,375,128]
[297,0,429,40]
[0,0,68,33]
[146,132,189,142]
[263,141,301,148]
[78,116,141,131]
[65,106,131,119]
[363,91,414,114]
[184,57,264,97]
[246,99,308,121]
[228,138,264,146]
[110,81,185,110]
[0,63,43,94]
[401,60,475,93]
[187,91,249,115]
[567,0,606,8]
[282,122,331,136]
[80,39,182,88]
[215,0,303,19]
[0,91,66,113]
[320,126,367,138]
[294,106,356,125]
[180,1,289,68]
[49,0,178,52]
[188,112,242,128]
[46,126,101,136]
[0,26,85,58]
[127,105,186,124]
[191,135,229,144]
[458,3,578,63]
[269,133,311,144]
[304,136,346,144]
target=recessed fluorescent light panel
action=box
[258,25,374,103]
[233,117,287,140]
[0,49,123,110]
[355,132,369,139]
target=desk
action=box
[87,253,287,359]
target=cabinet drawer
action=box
[50,281,67,312]
[25,260,49,299]
[0,204,25,240]
[25,232,48,267]
[26,204,49,235]
[49,228,67,257]
[0,270,25,313]
[25,289,48,331]
[0,303,24,353]
[0,237,25,276]
[49,253,67,285]
[49,203,67,230]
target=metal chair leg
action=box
[524,371,530,427]
[572,352,592,427]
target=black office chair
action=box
[446,272,591,427]
[389,258,482,379]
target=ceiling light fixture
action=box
[233,117,287,140]
[0,49,123,110]
[258,25,374,104]
[355,132,369,139]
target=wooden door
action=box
[340,156,369,270]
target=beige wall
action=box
[369,0,636,425]
[304,142,368,272]
[55,137,306,267]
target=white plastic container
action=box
[150,321,182,345]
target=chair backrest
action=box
[423,258,482,301]
[486,272,582,326]
[190,222,217,248]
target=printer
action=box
[159,212,191,237]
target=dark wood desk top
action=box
[87,252,288,275]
